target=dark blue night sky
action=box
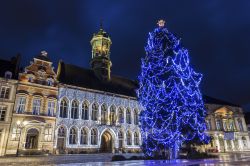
[1,0,250,108]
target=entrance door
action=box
[57,138,65,151]
[100,131,113,153]
[25,128,39,149]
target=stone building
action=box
[5,51,58,155]
[202,96,250,152]
[0,55,20,156]
[54,27,141,154]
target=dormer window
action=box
[47,78,53,86]
[4,71,12,79]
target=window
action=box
[58,126,66,137]
[16,96,26,113]
[101,104,108,124]
[242,137,248,148]
[82,101,89,120]
[4,71,12,79]
[32,98,41,115]
[71,100,78,119]
[47,79,53,86]
[126,131,132,145]
[80,128,88,145]
[11,127,21,141]
[134,109,139,125]
[92,103,98,121]
[69,128,77,144]
[223,121,228,131]
[216,119,221,131]
[118,131,123,148]
[126,108,131,124]
[91,128,97,145]
[238,119,244,132]
[110,105,116,125]
[0,86,10,99]
[134,132,139,145]
[228,121,234,131]
[60,99,68,118]
[44,127,52,141]
[48,101,55,116]
[206,120,211,130]
[0,106,7,121]
[118,107,124,123]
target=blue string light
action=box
[137,22,210,159]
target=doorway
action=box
[25,128,39,149]
[100,131,113,153]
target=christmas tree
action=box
[137,20,209,159]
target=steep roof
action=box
[57,61,138,97]
[0,55,20,79]
[203,95,239,107]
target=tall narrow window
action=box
[118,107,124,123]
[32,98,41,115]
[60,99,68,118]
[206,119,211,130]
[91,128,97,145]
[11,127,21,141]
[238,119,244,132]
[0,86,10,99]
[134,109,139,125]
[223,120,228,131]
[110,105,116,125]
[216,119,221,131]
[82,101,89,120]
[118,130,123,148]
[69,127,77,144]
[92,103,98,121]
[101,104,108,124]
[16,96,26,113]
[71,100,78,119]
[44,127,52,141]
[58,126,66,137]
[127,131,132,145]
[134,132,139,145]
[80,128,88,145]
[0,106,7,121]
[48,101,55,116]
[229,120,234,131]
[126,108,131,124]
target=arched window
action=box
[60,99,68,118]
[92,103,98,121]
[69,127,77,144]
[134,109,139,125]
[82,101,89,120]
[238,119,244,132]
[118,130,124,148]
[80,128,88,145]
[126,108,131,124]
[58,126,66,137]
[118,107,124,123]
[91,128,97,145]
[206,119,211,130]
[71,100,78,119]
[134,132,139,145]
[101,104,108,124]
[110,105,116,125]
[126,131,132,145]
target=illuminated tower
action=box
[90,25,112,81]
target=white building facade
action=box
[202,99,250,152]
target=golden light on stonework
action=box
[157,19,165,27]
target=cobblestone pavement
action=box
[0,152,250,166]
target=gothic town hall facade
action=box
[0,27,249,156]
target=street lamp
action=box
[16,120,27,157]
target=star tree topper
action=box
[157,19,165,27]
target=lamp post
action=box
[16,120,27,157]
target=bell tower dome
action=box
[90,25,112,81]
